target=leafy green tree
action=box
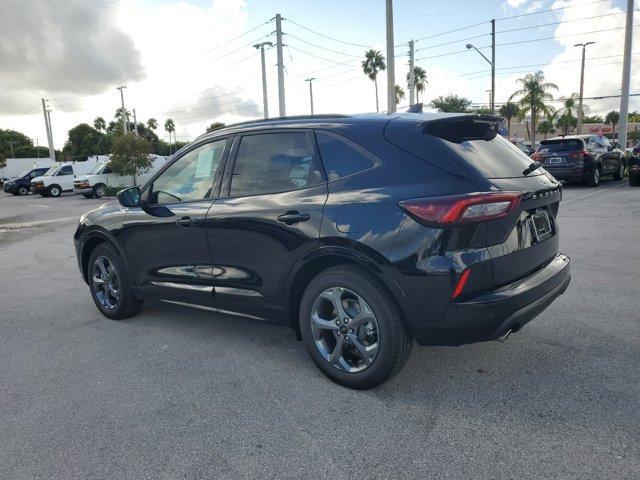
[537,119,556,139]
[206,122,225,133]
[147,118,158,131]
[499,102,520,139]
[406,66,427,103]
[605,110,620,136]
[509,71,558,148]
[395,85,405,106]
[93,117,106,131]
[361,49,386,112]
[61,123,109,161]
[430,94,471,113]
[583,114,603,123]
[110,133,152,186]
[471,106,494,114]
[0,129,34,158]
[0,151,6,172]
[555,113,577,136]
[558,93,586,120]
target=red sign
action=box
[589,125,613,134]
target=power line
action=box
[158,89,247,108]
[284,33,361,57]
[496,10,635,35]
[496,0,610,21]
[284,18,373,48]
[409,20,489,45]
[205,33,271,60]
[415,32,491,52]
[203,18,274,54]
[286,44,357,66]
[492,24,639,49]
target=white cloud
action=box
[507,0,529,6]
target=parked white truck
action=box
[73,155,169,198]
[31,160,105,197]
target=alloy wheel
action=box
[50,187,60,197]
[18,186,28,196]
[310,287,380,373]
[593,168,600,185]
[95,186,104,197]
[92,255,120,310]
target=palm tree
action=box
[147,118,158,131]
[537,119,555,139]
[114,107,131,121]
[164,118,175,153]
[498,102,519,139]
[558,93,585,120]
[509,71,558,149]
[406,66,427,103]
[605,110,620,137]
[395,85,405,106]
[93,117,106,132]
[361,49,386,112]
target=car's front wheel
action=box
[47,185,62,197]
[88,243,143,320]
[586,166,601,187]
[17,186,29,196]
[613,162,625,181]
[299,265,412,389]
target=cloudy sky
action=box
[0,0,637,148]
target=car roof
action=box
[545,135,591,141]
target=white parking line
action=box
[27,204,50,208]
[562,182,627,206]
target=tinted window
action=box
[35,169,48,176]
[59,166,73,175]
[316,132,377,181]
[149,139,226,204]
[230,133,323,197]
[538,139,584,152]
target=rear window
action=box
[538,139,584,152]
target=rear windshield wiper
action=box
[523,161,542,176]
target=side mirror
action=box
[117,186,141,207]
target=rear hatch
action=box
[534,138,585,167]
[385,113,562,289]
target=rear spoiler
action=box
[420,114,502,143]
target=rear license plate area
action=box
[531,210,553,242]
[548,157,563,164]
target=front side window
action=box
[59,166,73,175]
[148,139,227,204]
[230,132,323,197]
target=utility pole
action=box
[575,41,596,134]
[8,141,16,159]
[41,98,55,160]
[408,40,415,106]
[305,78,316,114]
[618,0,634,149]
[254,41,273,119]
[46,108,54,159]
[491,19,496,114]
[116,86,128,134]
[133,108,139,135]
[275,14,286,117]
[386,0,396,113]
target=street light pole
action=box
[575,41,596,134]
[275,13,286,117]
[467,43,494,113]
[254,41,273,119]
[617,0,634,149]
[116,86,128,134]
[408,40,415,106]
[8,141,16,159]
[305,78,316,115]
[385,0,396,113]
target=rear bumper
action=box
[544,166,589,182]
[412,253,571,346]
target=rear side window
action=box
[315,132,379,181]
[230,132,323,197]
[538,139,584,152]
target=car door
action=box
[57,165,74,190]
[205,130,327,322]
[120,137,230,306]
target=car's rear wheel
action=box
[299,265,412,389]
[613,162,625,181]
[88,243,143,320]
[17,186,29,196]
[586,166,600,187]
[48,185,61,197]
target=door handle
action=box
[277,211,310,225]
[176,216,200,227]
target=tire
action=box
[87,243,143,320]
[630,175,640,186]
[47,185,62,197]
[613,162,625,181]
[299,265,412,389]
[586,166,601,187]
[93,184,105,198]
[17,186,29,196]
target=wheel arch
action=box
[80,230,130,283]
[285,246,415,339]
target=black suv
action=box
[2,167,50,196]
[74,114,570,389]
[533,134,625,186]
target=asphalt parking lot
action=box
[1,182,639,479]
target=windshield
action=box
[43,165,60,176]
[16,168,32,178]
[89,163,108,174]
[537,139,584,152]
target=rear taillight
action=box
[452,269,471,299]
[399,191,522,227]
[532,152,542,161]
[569,150,588,159]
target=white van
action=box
[73,155,169,198]
[31,160,104,197]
